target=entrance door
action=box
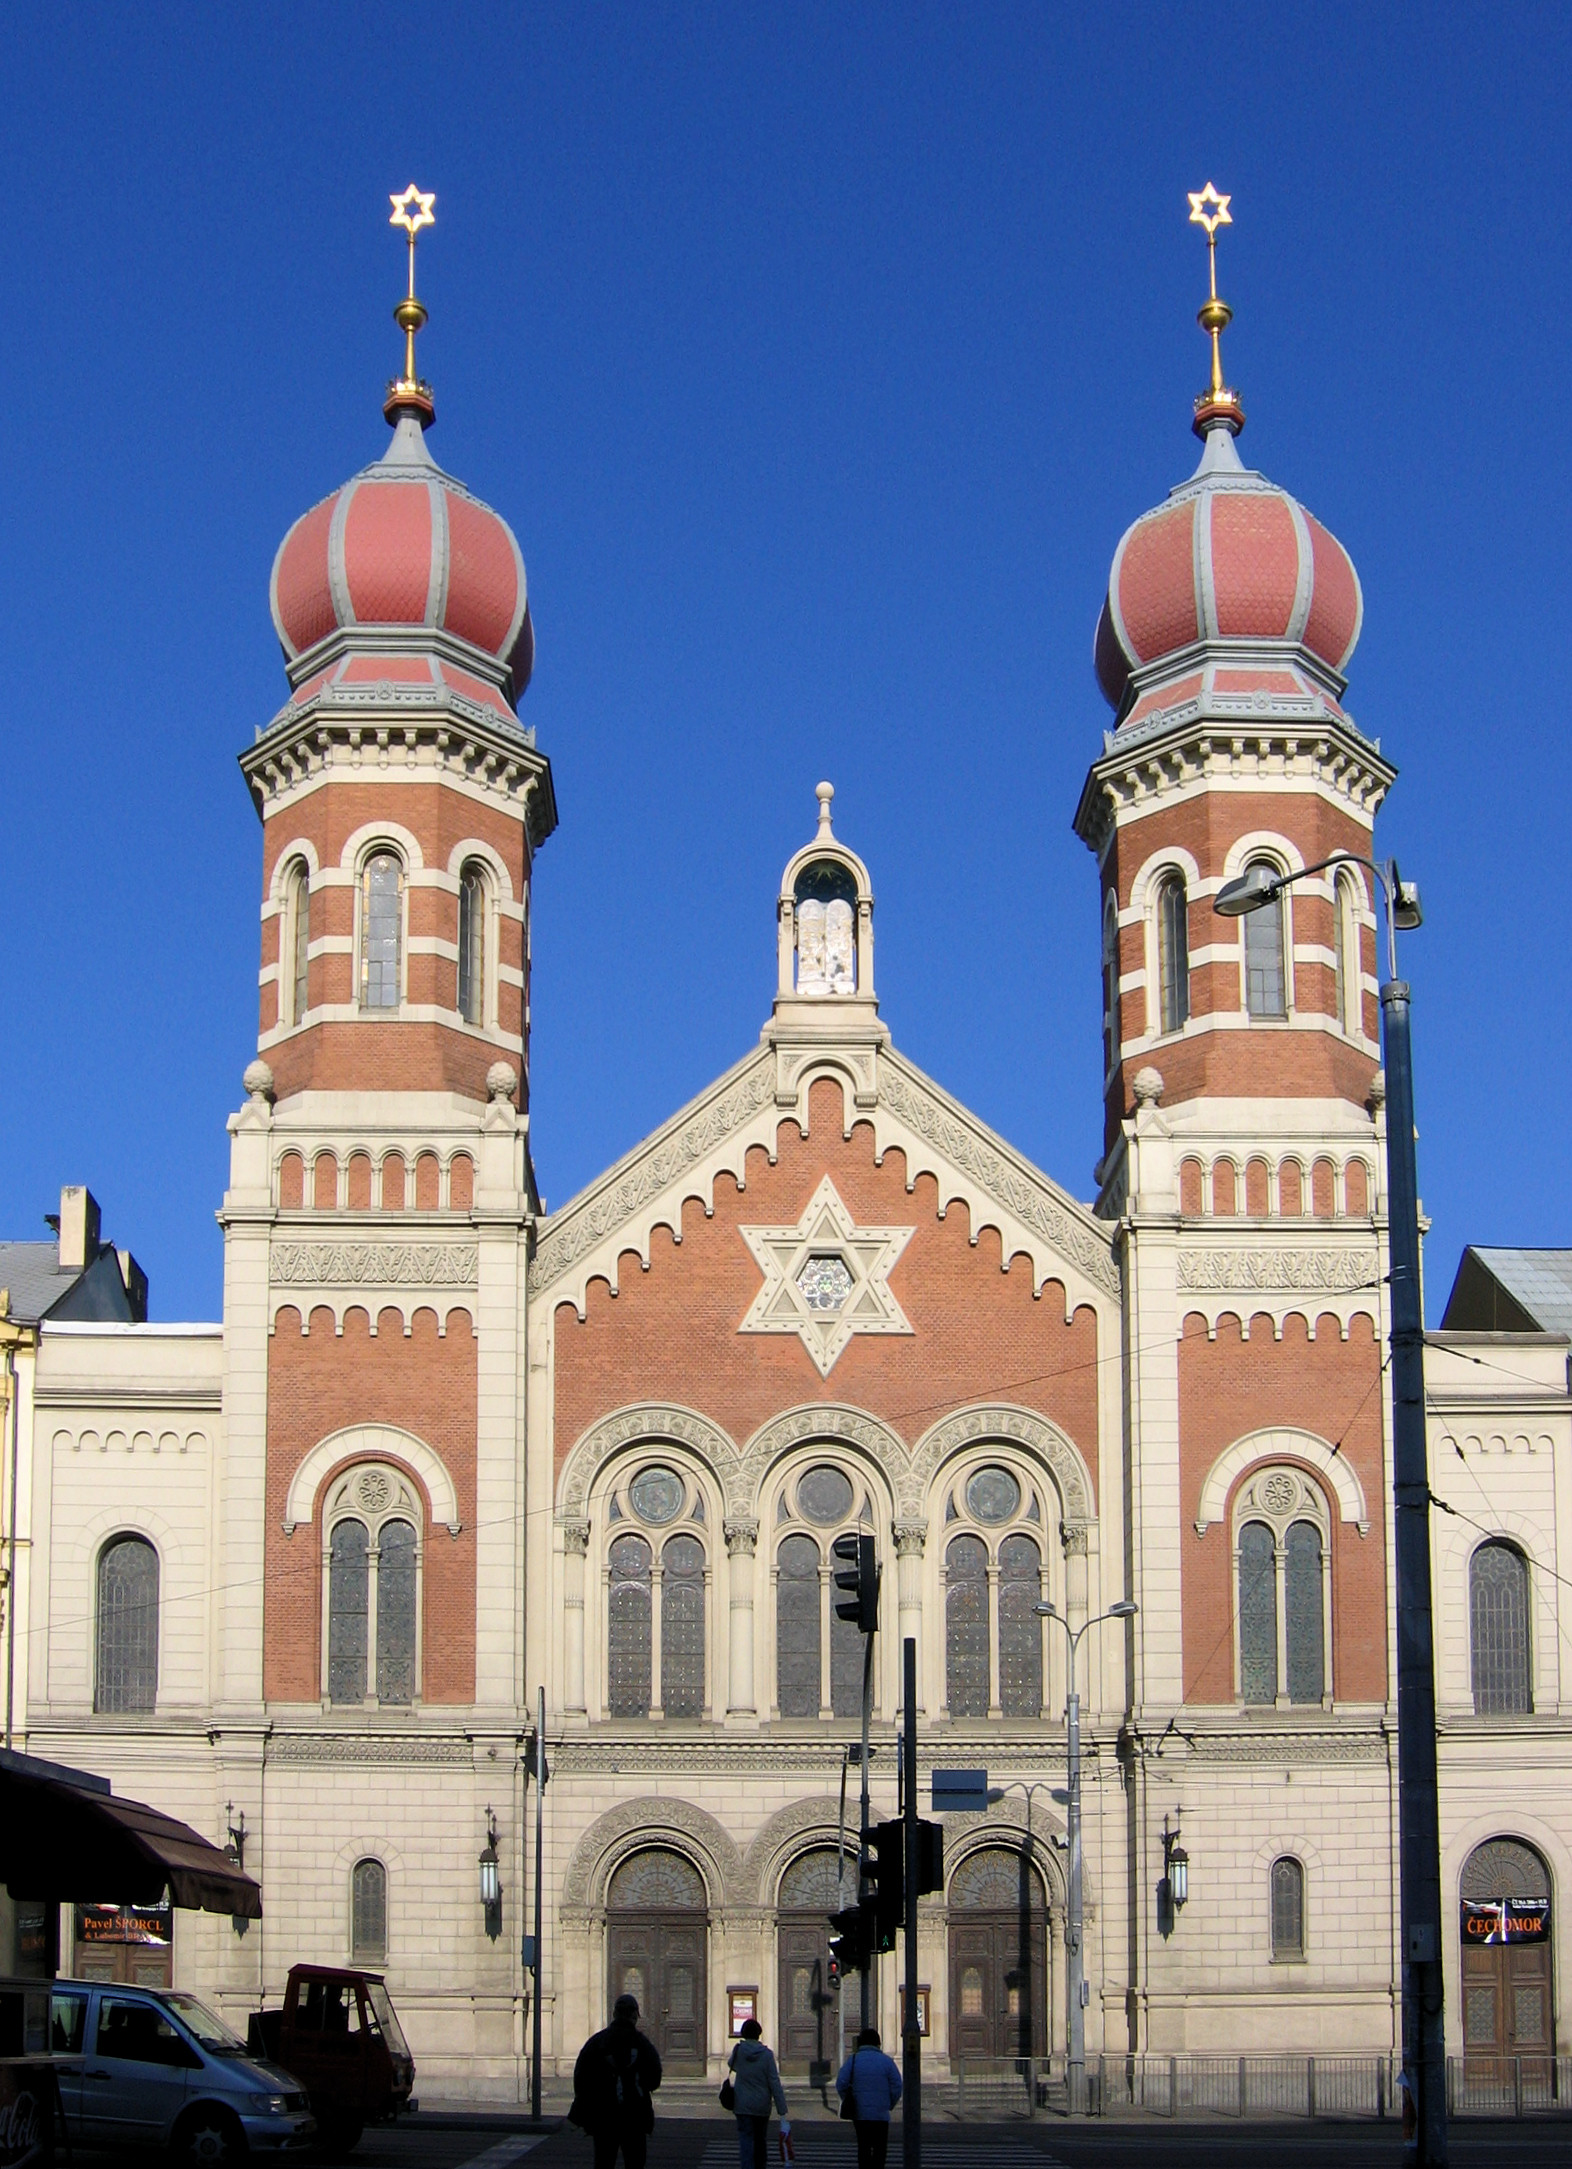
[74,1905,173,1989]
[1461,1838,1554,2089]
[606,1849,708,2073]
[777,1849,846,2078]
[947,1847,1048,2061]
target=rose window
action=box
[797,1254,853,1313]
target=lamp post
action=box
[1214,851,1445,2165]
[1033,1598,1137,2114]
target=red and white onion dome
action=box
[270,410,535,706]
[1093,417,1362,718]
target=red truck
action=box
[248,1966,415,2152]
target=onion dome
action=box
[1093,185,1362,730]
[268,184,534,714]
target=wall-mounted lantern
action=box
[479,1807,502,1941]
[1162,1813,1189,1911]
[225,1804,248,1938]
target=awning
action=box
[0,1749,262,1919]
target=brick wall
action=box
[264,1304,478,1703]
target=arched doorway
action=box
[776,1848,846,2079]
[1461,1838,1553,2082]
[948,1846,1048,2061]
[606,1849,708,2072]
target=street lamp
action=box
[479,1806,502,1942]
[1215,851,1445,2165]
[1161,1814,1188,1909]
[1034,1596,1137,2113]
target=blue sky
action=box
[1,3,1568,1322]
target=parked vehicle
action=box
[247,1966,415,2151]
[33,1976,315,2161]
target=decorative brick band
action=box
[271,1241,479,1288]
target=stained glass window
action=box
[797,1465,854,1525]
[458,864,486,1026]
[1243,864,1287,1018]
[327,1520,369,1705]
[831,1588,864,1719]
[1270,1856,1304,1960]
[1158,875,1190,1034]
[376,1519,417,1705]
[351,1859,387,1962]
[776,1534,820,1718]
[779,1849,844,1911]
[1238,1521,1277,1704]
[661,1534,705,1717]
[946,1535,989,1717]
[797,1255,853,1312]
[630,1466,684,1524]
[608,1848,706,1910]
[998,1534,1042,1718]
[95,1536,158,1713]
[1471,1542,1531,1714]
[290,863,310,1025]
[1284,1520,1324,1704]
[608,1533,653,1718]
[966,1467,1020,1523]
[360,853,403,1010]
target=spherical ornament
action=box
[243,1059,275,1103]
[1132,1066,1165,1106]
[486,1060,518,1103]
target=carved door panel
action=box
[606,1917,706,2074]
[777,1920,836,2076]
[948,1916,1046,2062]
[1463,1939,1552,2082]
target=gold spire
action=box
[1187,182,1244,438]
[385,183,437,425]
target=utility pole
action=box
[858,1627,873,2033]
[1065,1673,1084,2111]
[901,1638,920,2169]
[532,1684,545,2121]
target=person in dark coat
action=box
[835,2027,902,2169]
[571,1994,663,2169]
[726,2017,788,2169]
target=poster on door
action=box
[1461,1898,1550,1945]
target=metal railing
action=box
[944,2053,1572,2120]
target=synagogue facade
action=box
[3,220,1567,2098]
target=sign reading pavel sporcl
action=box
[1461,1898,1550,1945]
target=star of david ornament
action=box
[738,1176,915,1377]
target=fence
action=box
[945,2053,1572,2120]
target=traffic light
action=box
[832,1531,879,1634]
[868,1821,904,1952]
[828,1903,871,1977]
[915,1817,945,1896]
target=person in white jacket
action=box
[727,2018,788,2169]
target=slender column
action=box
[818,1560,833,1718]
[561,1520,589,1713]
[986,1558,1002,1718]
[725,1519,758,1716]
[894,1522,926,1711]
[649,1562,664,1718]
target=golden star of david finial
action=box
[1187,181,1243,434]
[385,184,437,425]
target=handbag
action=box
[719,2079,737,2112]
[839,2047,859,2119]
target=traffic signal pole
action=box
[858,1625,874,2033]
[902,1637,920,2169]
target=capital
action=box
[559,1518,591,1556]
[1061,1523,1089,1557]
[893,1520,928,1558]
[724,1517,759,1558]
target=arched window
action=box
[1157,874,1190,1035]
[794,862,858,995]
[360,851,403,1010]
[1234,1468,1332,1706]
[661,1534,706,1718]
[376,1520,417,1706]
[998,1534,1043,1718]
[946,1536,989,1717]
[1270,1856,1306,1960]
[328,1520,369,1705]
[776,1534,821,1719]
[95,1536,159,1713]
[351,1859,387,1963]
[1243,860,1287,1018]
[287,860,311,1026]
[1333,870,1358,1034]
[1471,1541,1531,1714]
[1102,894,1121,1071]
[608,1534,653,1718]
[458,863,486,1026]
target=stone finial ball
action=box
[1132,1066,1165,1106]
[486,1060,519,1103]
[243,1059,275,1103]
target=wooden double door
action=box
[1462,1937,1553,2080]
[606,1915,706,2072]
[777,1916,842,2077]
[947,1847,1049,2062]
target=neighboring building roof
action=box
[0,1240,145,1328]
[1441,1247,1572,1339]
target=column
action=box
[894,1521,926,1712]
[725,1519,758,1717]
[986,1558,1002,1718]
[649,1560,664,1718]
[818,1559,833,1718]
[562,1520,589,1713]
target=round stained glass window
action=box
[797,1254,853,1312]
[629,1466,685,1524]
[797,1465,855,1525]
[965,1466,1021,1523]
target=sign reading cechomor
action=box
[1461,1898,1550,1945]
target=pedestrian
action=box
[726,2017,789,2169]
[835,2026,902,2169]
[570,1993,663,2169]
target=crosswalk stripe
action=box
[463,2138,549,2168]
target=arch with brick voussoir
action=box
[335,817,426,875]
[1193,1426,1368,1538]
[282,1422,462,1536]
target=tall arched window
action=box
[458,863,486,1026]
[775,1534,821,1719]
[1101,895,1121,1071]
[360,851,403,1010]
[323,1468,424,1707]
[1333,870,1357,1034]
[1238,1521,1277,1704]
[946,1536,989,1717]
[376,1520,417,1706]
[997,1535,1043,1718]
[351,1859,387,1963]
[1283,1521,1325,1705]
[328,1520,369,1705]
[1270,1856,1306,1960]
[288,860,311,1026]
[1157,874,1190,1035]
[1471,1541,1531,1714]
[661,1534,706,1718]
[1243,860,1287,1017]
[95,1536,159,1713]
[1235,1468,1332,1706]
[608,1534,653,1718]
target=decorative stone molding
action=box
[282,1423,462,1536]
[1061,1523,1089,1557]
[268,1733,472,1765]
[741,1797,854,1907]
[558,1517,591,1556]
[1194,1427,1370,1537]
[736,1405,908,1518]
[558,1404,740,1518]
[893,1521,928,1558]
[1181,1729,1387,1764]
[908,1405,1095,1525]
[1177,1246,1378,1295]
[243,1059,275,1106]
[560,1796,744,1911]
[272,1241,479,1288]
[724,1518,760,1558]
